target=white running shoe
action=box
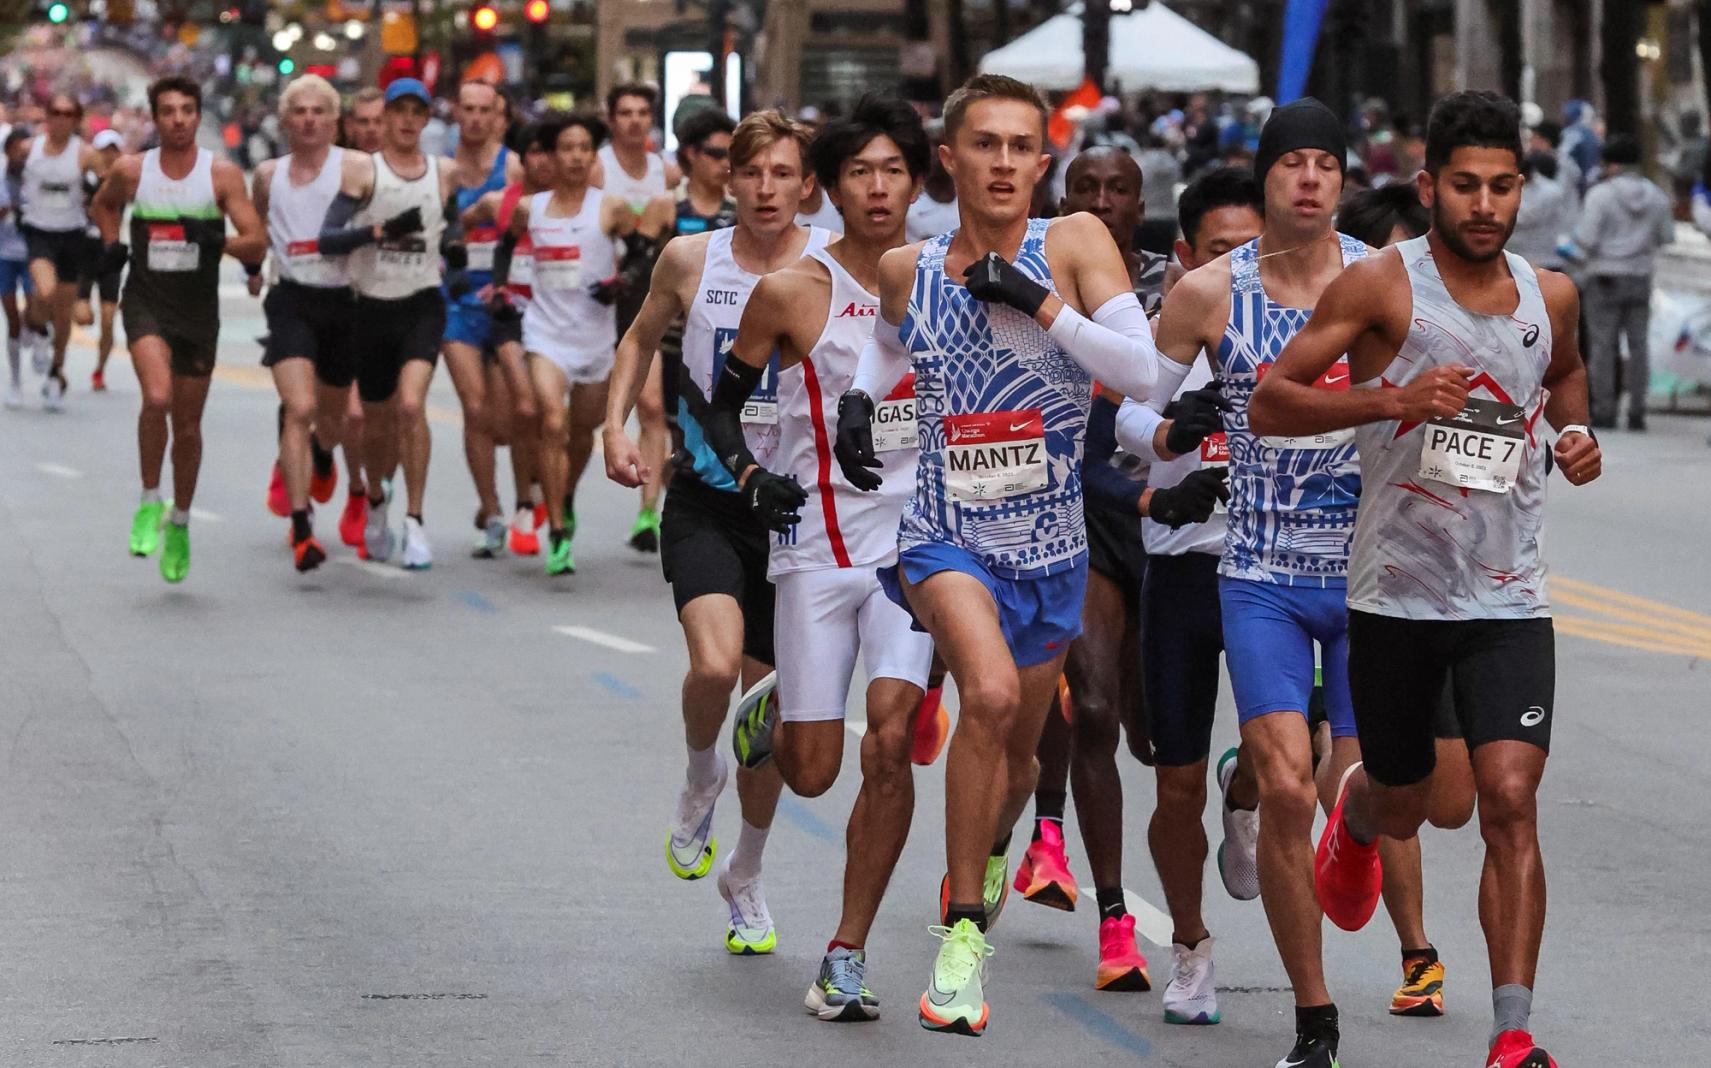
[401,515,432,570]
[1217,747,1260,901]
[3,381,22,409]
[1163,937,1220,1025]
[41,376,64,413]
[471,514,506,559]
[363,490,394,563]
[666,755,727,880]
[716,858,777,955]
[28,331,49,375]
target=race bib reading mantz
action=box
[943,409,1047,502]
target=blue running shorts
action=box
[1219,575,1356,737]
[879,541,1087,668]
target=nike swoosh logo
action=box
[1496,415,1522,425]
[1279,1059,1307,1068]
[926,985,957,1007]
[1009,421,1032,432]
[1324,374,1348,385]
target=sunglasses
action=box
[50,108,79,118]
[696,145,729,160]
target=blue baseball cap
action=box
[384,78,431,107]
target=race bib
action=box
[36,181,72,206]
[285,238,337,285]
[713,327,779,426]
[146,223,198,272]
[944,410,1048,502]
[873,397,917,453]
[1201,431,1230,514]
[1417,396,1526,493]
[533,244,582,289]
[1256,360,1356,450]
[375,236,427,280]
[507,249,534,297]
[466,224,498,272]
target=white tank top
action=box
[20,134,87,232]
[681,225,832,488]
[1348,236,1553,621]
[769,247,917,577]
[596,144,666,212]
[267,147,347,288]
[793,194,843,236]
[350,152,444,299]
[520,188,614,362]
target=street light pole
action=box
[1084,0,1110,91]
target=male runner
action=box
[316,77,466,570]
[252,74,357,572]
[604,110,826,955]
[706,94,932,1020]
[1,126,36,408]
[595,83,678,553]
[93,76,266,582]
[79,129,125,391]
[830,74,1174,1036]
[1115,165,1264,1025]
[20,93,102,410]
[343,88,385,153]
[1010,145,1166,994]
[1253,89,1599,1068]
[486,113,661,576]
[442,79,523,558]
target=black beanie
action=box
[1254,97,1348,182]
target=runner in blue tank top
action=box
[831,74,1184,1038]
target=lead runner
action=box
[832,74,1181,1036]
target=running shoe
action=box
[665,754,727,880]
[1094,913,1151,992]
[41,374,64,412]
[471,514,506,559]
[1486,1030,1557,1068]
[1390,948,1445,1017]
[90,369,106,392]
[545,530,575,576]
[715,859,776,955]
[401,516,432,570]
[939,853,1011,932]
[4,381,22,409]
[338,492,368,548]
[293,535,327,573]
[129,499,166,557]
[533,500,547,530]
[364,488,394,563]
[1012,820,1078,911]
[159,521,190,583]
[730,671,779,770]
[917,919,993,1036]
[1163,937,1220,1024]
[309,461,338,504]
[1217,746,1260,901]
[1315,761,1382,932]
[509,504,540,555]
[1275,1033,1339,1068]
[266,462,289,517]
[805,946,879,1021]
[29,331,49,374]
[628,506,660,553]
[910,688,949,765]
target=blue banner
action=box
[1277,0,1330,104]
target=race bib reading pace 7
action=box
[943,410,1047,502]
[1418,395,1526,493]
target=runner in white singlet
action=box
[20,93,104,404]
[1251,90,1600,1068]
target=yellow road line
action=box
[1553,576,1711,630]
[1553,613,1711,658]
[1550,590,1711,643]
[1555,617,1711,660]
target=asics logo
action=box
[1522,324,1540,348]
[1520,706,1546,727]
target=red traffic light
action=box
[524,0,549,23]
[471,3,499,32]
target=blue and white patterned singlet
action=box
[895,219,1093,579]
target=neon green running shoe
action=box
[665,754,727,880]
[545,530,575,576]
[129,499,165,557]
[628,506,660,553]
[937,852,1012,933]
[159,521,190,583]
[918,919,994,1036]
[716,858,776,955]
[730,671,778,770]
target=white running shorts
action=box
[773,565,934,722]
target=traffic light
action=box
[471,3,499,33]
[278,57,296,74]
[47,2,71,23]
[524,0,549,23]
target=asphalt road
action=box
[3,279,1709,1066]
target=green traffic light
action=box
[278,58,296,74]
[47,2,71,23]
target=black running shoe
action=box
[1274,1034,1338,1068]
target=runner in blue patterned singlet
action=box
[831,75,1180,1038]
[1252,91,1600,1068]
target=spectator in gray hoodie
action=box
[1574,135,1675,429]
[1510,151,1575,271]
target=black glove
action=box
[445,267,472,301]
[833,389,883,492]
[962,251,1048,317]
[742,469,810,534]
[380,206,424,241]
[1162,385,1234,455]
[588,275,623,306]
[181,216,227,254]
[99,240,129,276]
[487,291,521,323]
[1148,467,1229,529]
[442,241,468,271]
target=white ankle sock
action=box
[141,488,163,505]
[726,820,770,882]
[685,743,721,789]
[169,507,190,526]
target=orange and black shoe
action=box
[1486,1029,1557,1068]
[266,462,289,517]
[1390,947,1445,1017]
[310,461,338,504]
[293,534,327,573]
[1011,820,1078,911]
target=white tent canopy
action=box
[978,2,1260,94]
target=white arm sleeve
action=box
[1046,292,1192,402]
[852,315,911,400]
[1116,397,1169,462]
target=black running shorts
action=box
[1085,500,1147,604]
[660,474,775,666]
[22,224,86,282]
[1141,551,1224,766]
[120,295,218,378]
[351,288,445,403]
[1348,611,1555,787]
[261,281,357,388]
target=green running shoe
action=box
[545,530,575,576]
[937,852,1012,933]
[918,919,993,1036]
[160,521,190,583]
[129,499,165,557]
[628,506,660,553]
[805,946,879,1022]
[730,671,778,770]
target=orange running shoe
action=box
[910,686,948,765]
[338,492,368,548]
[1486,1030,1557,1068]
[509,504,541,555]
[1012,819,1078,911]
[293,535,327,572]
[1095,913,1151,991]
[266,462,289,517]
[1390,948,1445,1017]
[310,461,338,504]
[90,370,106,392]
[1315,763,1383,932]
